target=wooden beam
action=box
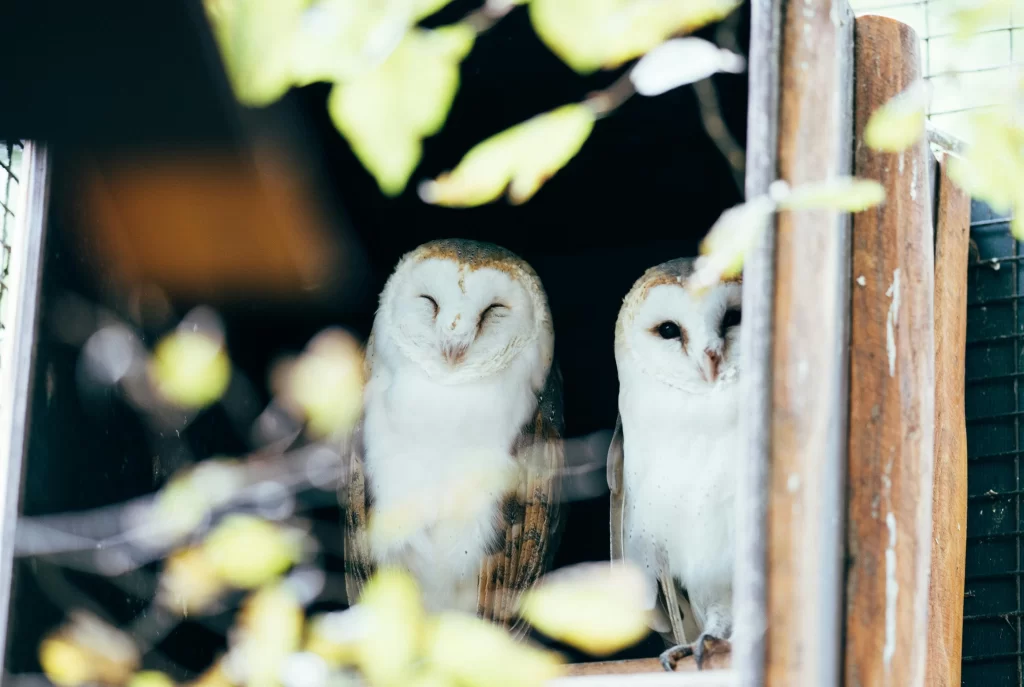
[844,15,935,687]
[765,1,854,685]
[563,653,731,676]
[925,154,970,687]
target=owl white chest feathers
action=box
[618,366,740,637]
[361,326,546,613]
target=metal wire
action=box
[0,141,24,377]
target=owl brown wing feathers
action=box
[478,365,566,638]
[606,414,698,646]
[341,362,566,632]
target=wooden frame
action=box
[0,143,51,662]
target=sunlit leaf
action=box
[39,637,93,687]
[945,0,1013,41]
[630,37,745,97]
[277,329,365,438]
[152,474,215,544]
[519,562,650,656]
[529,0,743,73]
[414,0,458,21]
[40,612,140,687]
[202,515,302,588]
[776,177,886,213]
[419,104,595,207]
[355,569,425,686]
[946,108,1024,214]
[305,609,366,668]
[129,672,177,687]
[203,0,311,106]
[149,330,231,409]
[426,612,564,687]
[231,585,305,687]
[158,547,228,615]
[328,25,476,196]
[405,668,457,687]
[279,652,330,687]
[691,190,781,291]
[863,81,927,152]
[185,659,235,687]
[290,0,415,86]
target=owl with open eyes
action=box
[607,258,742,670]
[341,239,564,635]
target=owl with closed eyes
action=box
[607,258,742,670]
[341,239,564,636]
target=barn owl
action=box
[341,239,564,634]
[607,258,742,670]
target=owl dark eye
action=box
[478,303,507,327]
[720,307,742,333]
[657,321,681,340]
[420,295,439,317]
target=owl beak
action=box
[442,342,469,365]
[701,349,722,383]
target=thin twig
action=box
[693,77,746,193]
[583,70,637,118]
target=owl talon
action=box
[659,633,731,671]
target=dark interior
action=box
[1,0,750,676]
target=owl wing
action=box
[340,333,377,606]
[477,364,566,638]
[341,417,375,607]
[606,414,699,646]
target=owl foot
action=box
[659,633,730,671]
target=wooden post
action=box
[925,154,970,687]
[844,15,935,687]
[766,0,854,685]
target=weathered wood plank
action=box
[766,1,854,685]
[924,153,970,687]
[562,653,731,676]
[844,15,935,687]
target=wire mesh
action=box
[0,140,24,377]
[849,0,1022,142]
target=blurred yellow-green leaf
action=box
[947,109,1024,216]
[692,192,780,291]
[777,178,886,213]
[204,0,311,106]
[305,610,364,668]
[128,672,177,687]
[149,330,231,409]
[278,329,366,438]
[946,0,1013,41]
[414,0,458,21]
[420,104,595,207]
[39,612,140,687]
[328,25,476,196]
[202,515,302,588]
[426,612,564,687]
[152,474,215,544]
[529,0,743,73]
[158,547,228,615]
[519,562,650,656]
[233,584,305,687]
[290,0,415,86]
[863,82,926,152]
[356,569,425,686]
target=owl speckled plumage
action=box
[607,258,742,670]
[341,239,564,635]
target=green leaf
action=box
[863,81,927,152]
[329,25,476,196]
[947,108,1024,215]
[148,330,231,409]
[204,0,311,106]
[777,178,886,213]
[692,192,779,291]
[419,104,595,207]
[520,563,650,656]
[529,0,742,74]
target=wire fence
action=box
[850,0,1022,142]
[0,141,24,377]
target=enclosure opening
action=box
[4,2,752,679]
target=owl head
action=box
[374,239,553,384]
[615,258,742,392]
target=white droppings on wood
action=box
[884,511,899,668]
[898,151,905,175]
[857,275,866,287]
[910,156,919,201]
[787,473,801,493]
[885,268,901,377]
